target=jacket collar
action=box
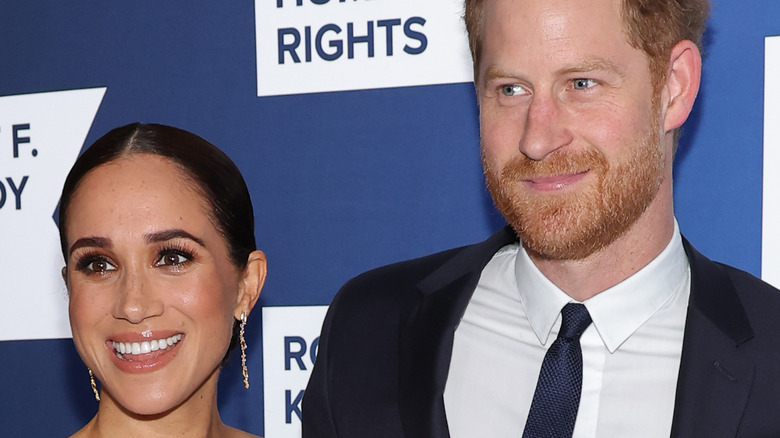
[398,229,756,438]
[670,238,755,437]
[398,226,517,438]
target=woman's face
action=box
[64,153,243,415]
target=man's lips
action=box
[523,170,589,191]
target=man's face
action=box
[477,0,669,260]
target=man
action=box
[302,0,780,436]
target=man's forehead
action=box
[480,0,632,54]
[479,0,626,36]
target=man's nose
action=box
[519,93,574,160]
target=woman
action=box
[58,123,266,437]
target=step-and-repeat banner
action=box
[1,1,778,436]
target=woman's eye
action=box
[501,84,526,96]
[572,78,597,90]
[156,251,190,267]
[78,257,117,274]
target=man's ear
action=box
[662,39,702,132]
[234,250,267,318]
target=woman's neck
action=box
[71,371,241,438]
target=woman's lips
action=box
[112,334,182,357]
[106,333,184,373]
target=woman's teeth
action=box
[112,334,182,357]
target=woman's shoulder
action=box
[67,417,96,437]
[224,425,262,438]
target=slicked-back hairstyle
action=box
[58,122,256,366]
[58,122,256,268]
[464,0,710,86]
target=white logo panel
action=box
[263,305,328,438]
[0,88,106,341]
[255,0,473,96]
[763,36,780,288]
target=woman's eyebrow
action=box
[144,229,206,248]
[68,236,111,257]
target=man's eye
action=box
[501,84,526,96]
[156,251,190,267]
[572,78,597,90]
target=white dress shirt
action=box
[444,223,690,437]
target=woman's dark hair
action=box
[58,122,255,365]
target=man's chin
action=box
[513,213,611,261]
[518,227,611,261]
[494,187,609,260]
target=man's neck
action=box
[527,194,676,302]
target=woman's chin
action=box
[106,389,186,418]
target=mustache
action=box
[498,148,608,180]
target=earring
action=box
[239,311,250,389]
[88,368,100,401]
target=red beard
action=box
[483,121,664,261]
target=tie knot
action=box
[559,303,592,340]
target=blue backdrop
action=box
[1,1,778,436]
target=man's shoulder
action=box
[718,262,780,296]
[685,237,780,308]
[717,261,780,320]
[334,243,471,308]
[313,242,481,358]
[694,252,780,345]
[331,226,517,312]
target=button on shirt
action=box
[444,225,690,437]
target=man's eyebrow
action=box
[144,229,206,248]
[69,236,111,257]
[483,65,517,82]
[557,58,626,77]
[481,58,626,83]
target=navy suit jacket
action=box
[302,226,780,437]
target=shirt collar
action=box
[515,220,689,352]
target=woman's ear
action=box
[234,250,267,318]
[62,266,71,291]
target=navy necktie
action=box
[522,303,592,438]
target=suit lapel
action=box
[397,227,517,438]
[395,231,755,437]
[670,239,755,437]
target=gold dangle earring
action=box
[239,311,250,389]
[88,368,100,401]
